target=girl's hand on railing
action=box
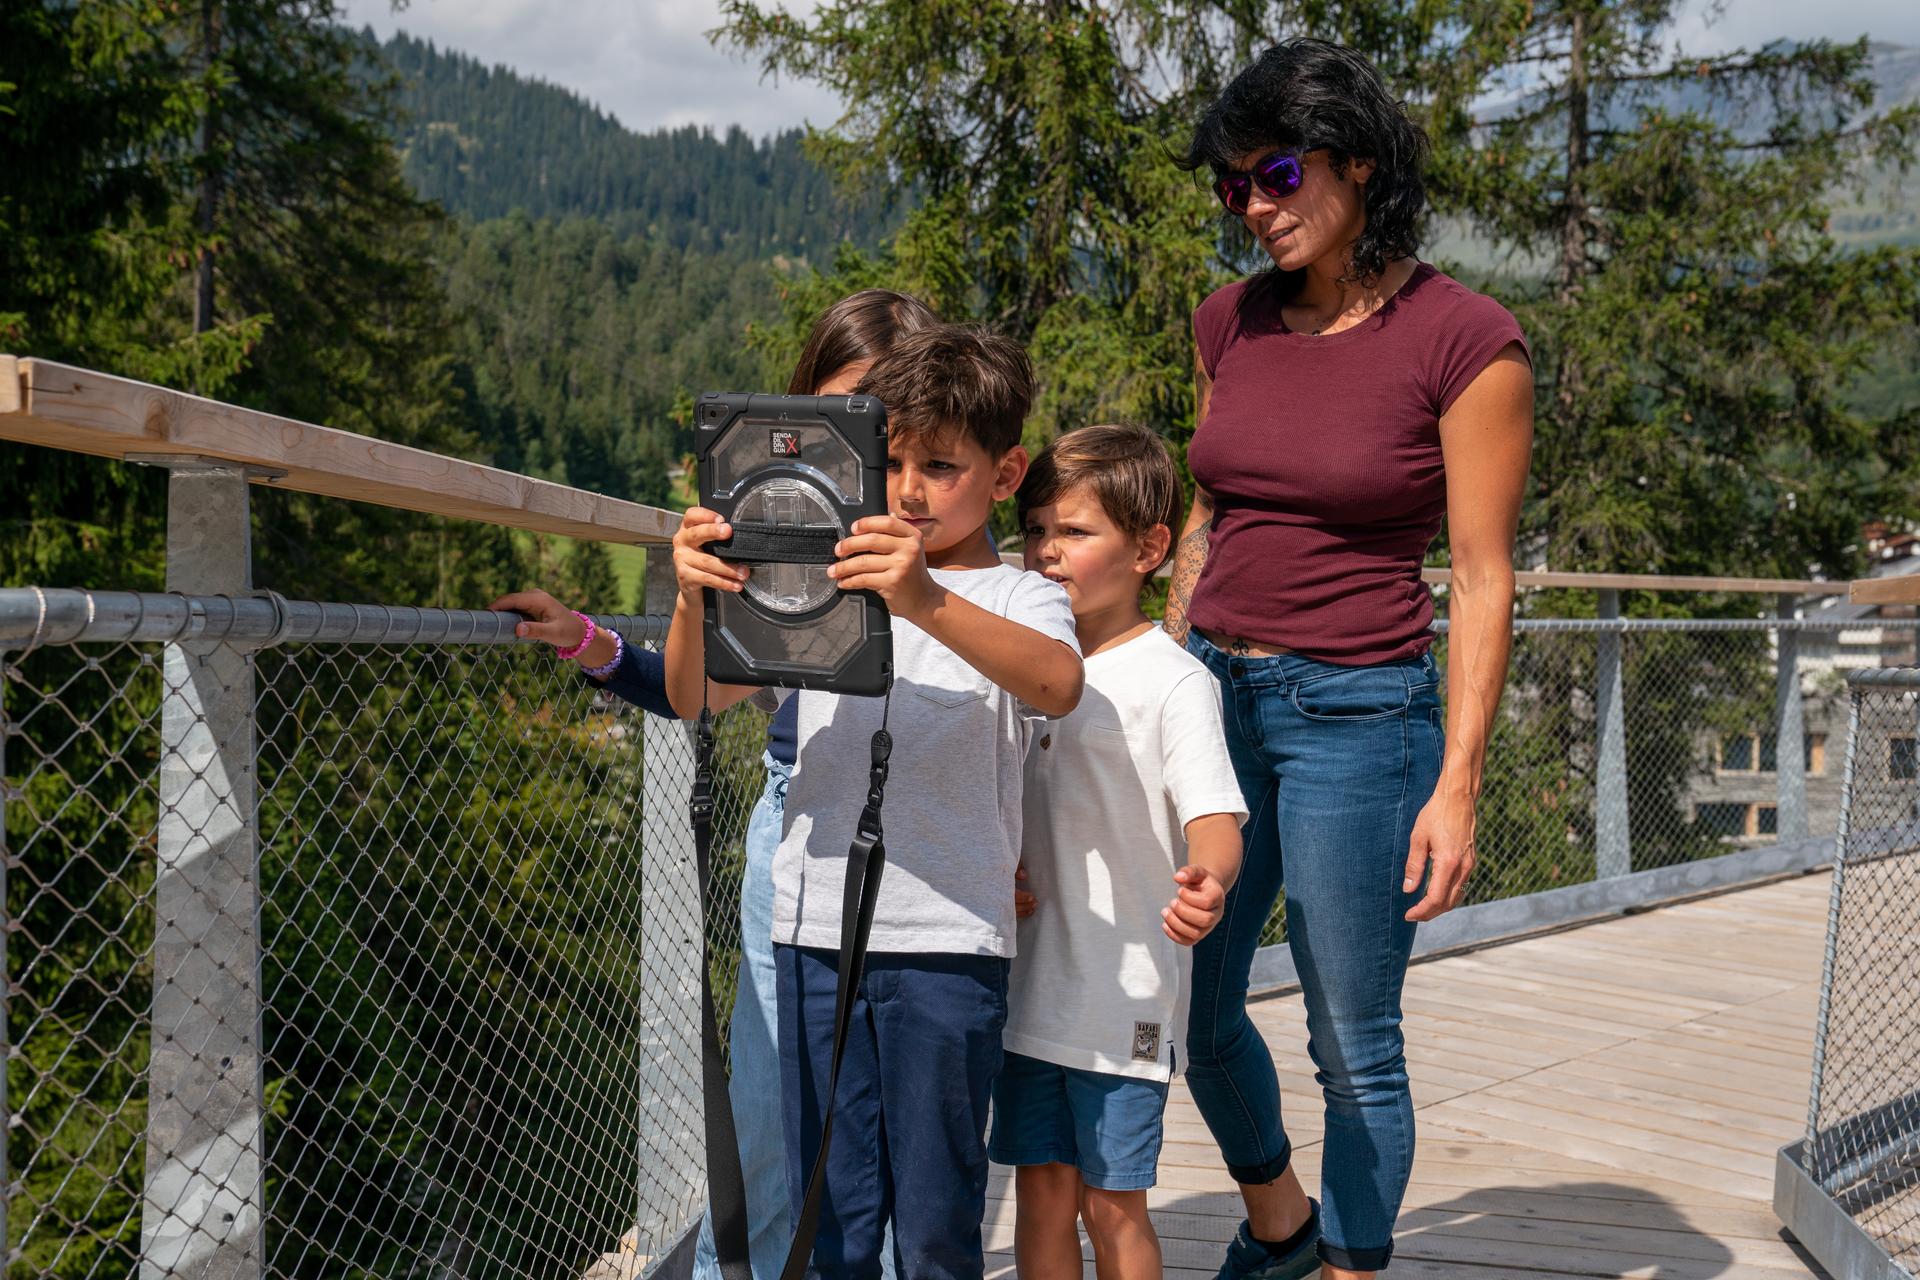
[491,589,586,648]
[491,589,619,671]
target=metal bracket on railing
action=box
[254,589,296,650]
[125,452,288,484]
[16,586,51,656]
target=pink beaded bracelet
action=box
[554,611,597,661]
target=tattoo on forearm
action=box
[1164,519,1211,643]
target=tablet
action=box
[694,391,893,697]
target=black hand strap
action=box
[710,522,841,566]
[696,688,893,1280]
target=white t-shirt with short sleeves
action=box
[772,563,1079,958]
[1003,626,1247,1080]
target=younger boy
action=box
[992,424,1247,1280]
[663,326,1083,1279]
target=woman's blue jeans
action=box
[1183,633,1443,1273]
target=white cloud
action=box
[1670,0,1920,54]
[346,0,1918,138]
[346,0,844,136]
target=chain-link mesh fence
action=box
[5,586,1918,1275]
[1803,667,1920,1272]
[0,593,767,1280]
[1259,614,1920,944]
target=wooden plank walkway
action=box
[985,872,1834,1279]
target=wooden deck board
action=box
[986,872,1834,1277]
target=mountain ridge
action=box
[369,29,890,258]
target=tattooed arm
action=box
[1164,346,1216,645]
[1165,491,1213,644]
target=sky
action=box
[342,0,1920,138]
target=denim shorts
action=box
[987,1051,1169,1191]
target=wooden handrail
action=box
[1851,576,1920,606]
[0,355,679,545]
[1421,568,1852,597]
[3,354,1905,598]
[1129,559,1855,596]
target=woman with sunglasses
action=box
[1163,38,1533,1280]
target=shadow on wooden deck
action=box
[986,873,1836,1278]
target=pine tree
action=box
[1435,6,1920,578]
[0,1,261,593]
[163,1,530,603]
[715,1,1519,451]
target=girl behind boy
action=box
[490,289,935,1280]
[998,424,1248,1280]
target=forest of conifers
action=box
[6,13,1919,605]
[2,5,1919,1275]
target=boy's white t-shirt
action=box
[1003,626,1247,1081]
[772,563,1079,958]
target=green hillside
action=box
[368,28,1915,513]
[440,214,778,509]
[374,30,890,255]
[352,31,894,508]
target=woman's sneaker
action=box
[1214,1201,1321,1280]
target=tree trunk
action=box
[193,0,223,339]
[1021,0,1077,332]
[1558,4,1590,300]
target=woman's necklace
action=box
[1296,291,1371,336]
[1294,260,1419,334]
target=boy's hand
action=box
[675,507,750,599]
[830,515,937,620]
[1163,865,1226,946]
[490,588,585,649]
[1014,863,1037,919]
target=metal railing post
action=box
[141,462,265,1280]
[636,550,705,1248]
[1,636,10,1261]
[1595,588,1632,878]
[1775,593,1809,842]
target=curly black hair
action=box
[1178,38,1428,297]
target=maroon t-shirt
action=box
[1186,263,1527,665]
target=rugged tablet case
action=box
[694,391,892,697]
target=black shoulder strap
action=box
[695,692,893,1280]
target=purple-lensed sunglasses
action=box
[1213,150,1307,215]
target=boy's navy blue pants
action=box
[774,943,1009,1280]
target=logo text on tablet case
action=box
[770,430,803,457]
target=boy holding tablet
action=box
[663,326,1083,1279]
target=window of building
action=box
[1694,802,1779,839]
[1718,731,1824,775]
[1893,736,1918,782]
[1695,803,1750,837]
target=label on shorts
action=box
[1132,1022,1161,1062]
